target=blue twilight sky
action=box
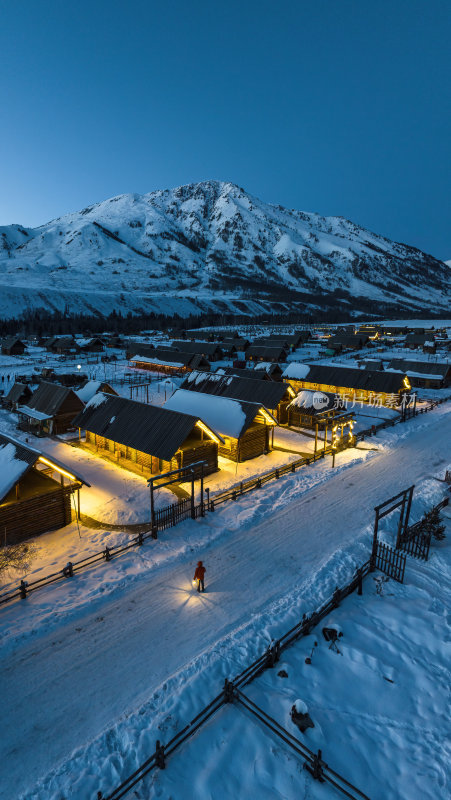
[0,0,450,259]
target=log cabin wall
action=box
[180,441,218,477]
[85,431,217,478]
[219,423,269,462]
[0,486,73,545]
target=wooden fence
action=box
[99,558,373,800]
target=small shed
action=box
[3,382,33,411]
[17,381,85,435]
[1,337,26,356]
[0,433,88,545]
[73,393,222,478]
[165,389,276,462]
[287,389,355,451]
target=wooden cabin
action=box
[126,341,155,360]
[76,337,105,353]
[0,433,88,545]
[246,344,288,363]
[3,382,33,411]
[282,364,410,406]
[180,371,295,424]
[73,393,221,478]
[327,334,370,352]
[130,349,211,375]
[1,337,26,356]
[17,381,85,435]
[171,340,223,361]
[386,359,451,389]
[45,336,78,355]
[404,333,429,350]
[165,389,277,462]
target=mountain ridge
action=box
[0,180,449,320]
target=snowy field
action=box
[0,401,449,799]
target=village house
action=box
[171,340,224,361]
[73,393,221,478]
[76,336,105,353]
[45,336,79,355]
[1,337,26,356]
[0,432,88,545]
[385,359,451,389]
[126,341,155,360]
[180,370,295,424]
[282,363,410,406]
[327,333,370,352]
[17,381,85,435]
[165,389,277,462]
[2,382,33,411]
[219,366,275,381]
[403,333,432,350]
[130,348,211,375]
[245,344,288,363]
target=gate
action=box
[374,541,406,583]
[398,524,431,560]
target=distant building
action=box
[1,337,26,356]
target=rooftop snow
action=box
[282,363,311,380]
[164,389,263,438]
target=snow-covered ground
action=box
[0,401,449,799]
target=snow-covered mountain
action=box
[0,181,449,319]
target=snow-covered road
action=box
[1,406,450,799]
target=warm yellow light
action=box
[196,420,221,444]
[403,376,411,390]
[259,407,277,425]
[38,456,77,481]
[287,386,296,398]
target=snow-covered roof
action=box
[76,380,103,403]
[164,389,275,439]
[288,390,336,413]
[0,432,89,502]
[282,363,311,380]
[130,354,185,368]
[17,405,52,421]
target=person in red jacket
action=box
[194,560,206,593]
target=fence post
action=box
[137,531,144,546]
[155,740,166,770]
[104,546,111,562]
[19,579,28,600]
[152,525,158,540]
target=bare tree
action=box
[0,543,36,576]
